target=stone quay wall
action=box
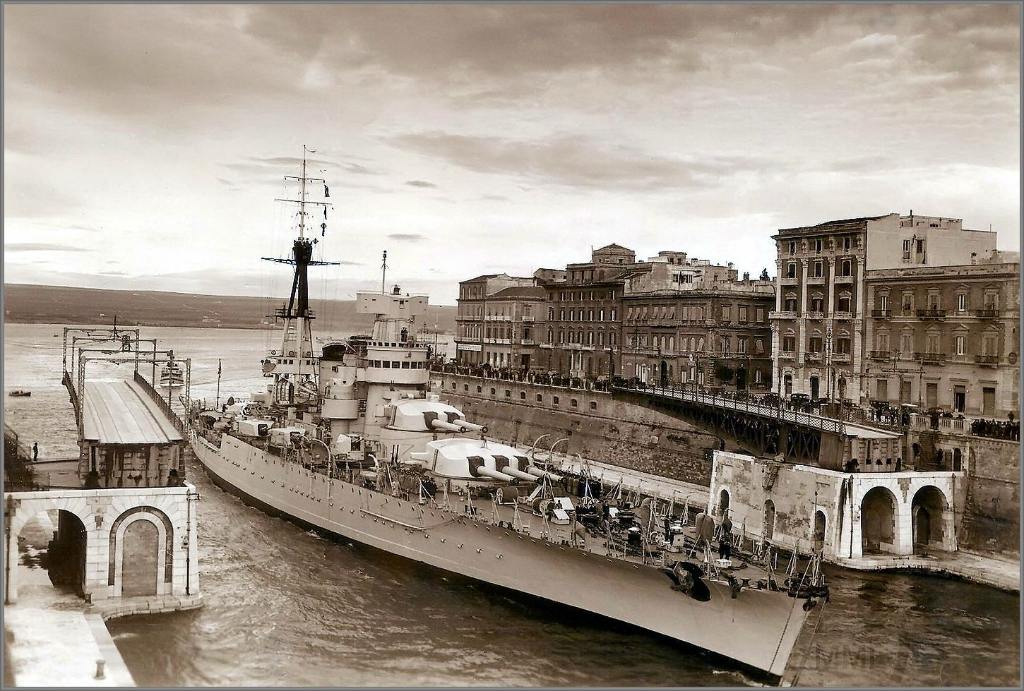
[958,436,1019,556]
[431,373,723,486]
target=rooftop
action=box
[776,214,891,236]
[82,379,184,445]
[489,286,548,300]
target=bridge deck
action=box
[617,385,900,440]
[82,379,183,445]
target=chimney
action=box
[743,272,750,282]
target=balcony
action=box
[483,338,511,345]
[916,308,947,320]
[519,315,535,322]
[833,352,852,364]
[915,351,945,365]
[484,315,511,322]
[777,351,796,360]
[805,352,823,363]
[974,307,999,319]
[779,276,800,285]
[835,274,856,284]
[806,275,826,285]
[869,350,892,360]
[805,310,824,320]
[769,310,798,320]
[833,311,854,320]
[975,354,999,366]
[519,338,536,346]
[871,309,891,319]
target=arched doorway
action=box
[813,511,827,552]
[912,486,947,552]
[763,500,775,539]
[838,377,847,401]
[810,375,820,400]
[718,489,730,518]
[861,487,897,554]
[736,366,747,390]
[784,374,793,397]
[122,520,159,597]
[659,360,668,388]
[10,509,88,605]
[952,448,963,472]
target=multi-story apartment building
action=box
[479,285,548,370]
[863,250,1019,417]
[622,260,774,389]
[771,213,997,403]
[454,273,535,366]
[538,244,643,377]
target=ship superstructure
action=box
[188,152,827,681]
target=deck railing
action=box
[613,383,847,435]
[133,370,187,436]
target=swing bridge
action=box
[612,383,901,468]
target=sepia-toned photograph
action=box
[2,1,1020,688]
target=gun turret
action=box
[474,467,516,482]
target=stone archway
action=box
[911,485,948,553]
[861,486,898,554]
[718,488,730,518]
[5,498,94,605]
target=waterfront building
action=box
[622,258,774,390]
[863,250,1020,417]
[538,244,644,377]
[770,212,997,403]
[454,273,536,367]
[479,285,548,370]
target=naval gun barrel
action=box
[430,419,465,433]
[475,467,516,482]
[456,420,486,433]
[527,466,563,482]
[503,467,538,482]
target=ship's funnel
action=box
[475,467,516,482]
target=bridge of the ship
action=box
[612,384,900,466]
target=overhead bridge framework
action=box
[611,385,895,468]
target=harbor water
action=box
[4,322,1019,687]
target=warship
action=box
[188,151,828,681]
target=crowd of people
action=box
[970,416,1020,441]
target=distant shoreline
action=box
[2,318,453,335]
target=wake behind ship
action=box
[187,151,827,681]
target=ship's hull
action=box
[190,432,810,679]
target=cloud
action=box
[387,233,426,242]
[5,242,91,253]
[387,131,774,191]
[404,180,436,188]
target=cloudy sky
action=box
[4,3,1020,305]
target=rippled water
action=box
[4,323,1019,687]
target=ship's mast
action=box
[263,146,340,407]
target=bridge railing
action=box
[133,370,187,436]
[614,383,847,435]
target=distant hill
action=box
[3,284,457,333]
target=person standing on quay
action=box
[32,442,38,462]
